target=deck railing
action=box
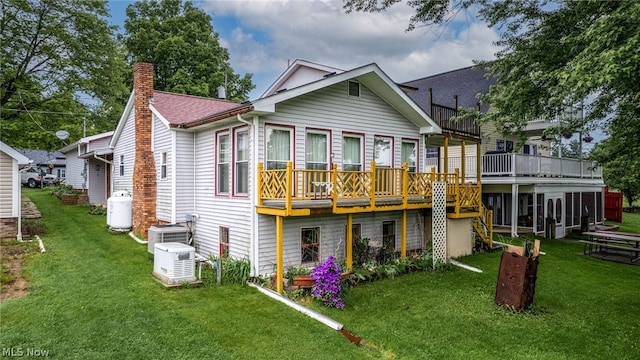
[431,103,481,138]
[257,162,481,215]
[425,153,602,179]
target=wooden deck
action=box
[256,162,481,217]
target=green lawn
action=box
[2,189,640,359]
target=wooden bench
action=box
[579,240,640,263]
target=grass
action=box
[2,189,640,359]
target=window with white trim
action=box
[119,155,124,176]
[342,135,362,171]
[217,132,230,194]
[382,221,396,249]
[266,126,292,170]
[160,152,167,179]
[235,129,249,194]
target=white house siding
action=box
[193,125,253,261]
[63,149,85,190]
[174,130,195,223]
[0,151,16,217]
[153,116,173,222]
[88,137,110,152]
[256,81,424,171]
[255,210,424,275]
[112,110,135,195]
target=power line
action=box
[0,108,90,116]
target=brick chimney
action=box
[132,62,157,238]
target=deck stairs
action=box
[473,203,494,251]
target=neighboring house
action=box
[111,61,488,292]
[17,149,66,179]
[0,141,30,239]
[59,132,113,205]
[403,66,605,238]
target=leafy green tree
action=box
[123,0,254,102]
[0,0,130,150]
[345,0,639,135]
[590,101,640,207]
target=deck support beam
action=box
[346,214,353,268]
[401,210,407,257]
[276,215,283,293]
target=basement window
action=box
[301,227,320,263]
[219,226,229,257]
[348,81,360,97]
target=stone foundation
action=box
[0,217,18,239]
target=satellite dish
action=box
[56,130,70,140]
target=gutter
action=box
[172,104,254,129]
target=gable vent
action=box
[348,81,360,97]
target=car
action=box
[43,174,60,185]
[20,167,45,188]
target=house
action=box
[59,132,113,205]
[403,66,605,238]
[110,61,489,292]
[0,141,30,239]
[16,149,66,179]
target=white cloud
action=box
[200,0,499,98]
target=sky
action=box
[107,0,500,100]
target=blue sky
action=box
[107,0,499,100]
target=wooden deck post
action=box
[369,161,376,209]
[346,214,353,268]
[461,140,466,184]
[257,163,264,206]
[443,137,449,174]
[401,210,407,257]
[285,161,292,215]
[476,143,481,185]
[402,162,409,207]
[276,215,283,293]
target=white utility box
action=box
[152,242,196,285]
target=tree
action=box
[344,0,639,133]
[0,0,130,150]
[590,101,640,207]
[123,0,254,102]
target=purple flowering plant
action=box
[310,256,345,309]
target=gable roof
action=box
[261,59,346,98]
[402,65,496,113]
[1,141,30,165]
[253,63,442,135]
[150,91,241,125]
[60,131,114,154]
[16,149,65,167]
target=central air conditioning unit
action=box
[148,225,190,254]
[153,242,196,285]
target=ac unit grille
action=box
[148,225,190,253]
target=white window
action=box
[160,152,167,179]
[119,155,124,176]
[266,126,292,170]
[217,132,230,194]
[401,140,417,172]
[374,136,393,167]
[235,129,249,195]
[342,135,362,171]
[496,139,514,153]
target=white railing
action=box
[426,154,602,179]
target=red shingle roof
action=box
[151,91,241,125]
